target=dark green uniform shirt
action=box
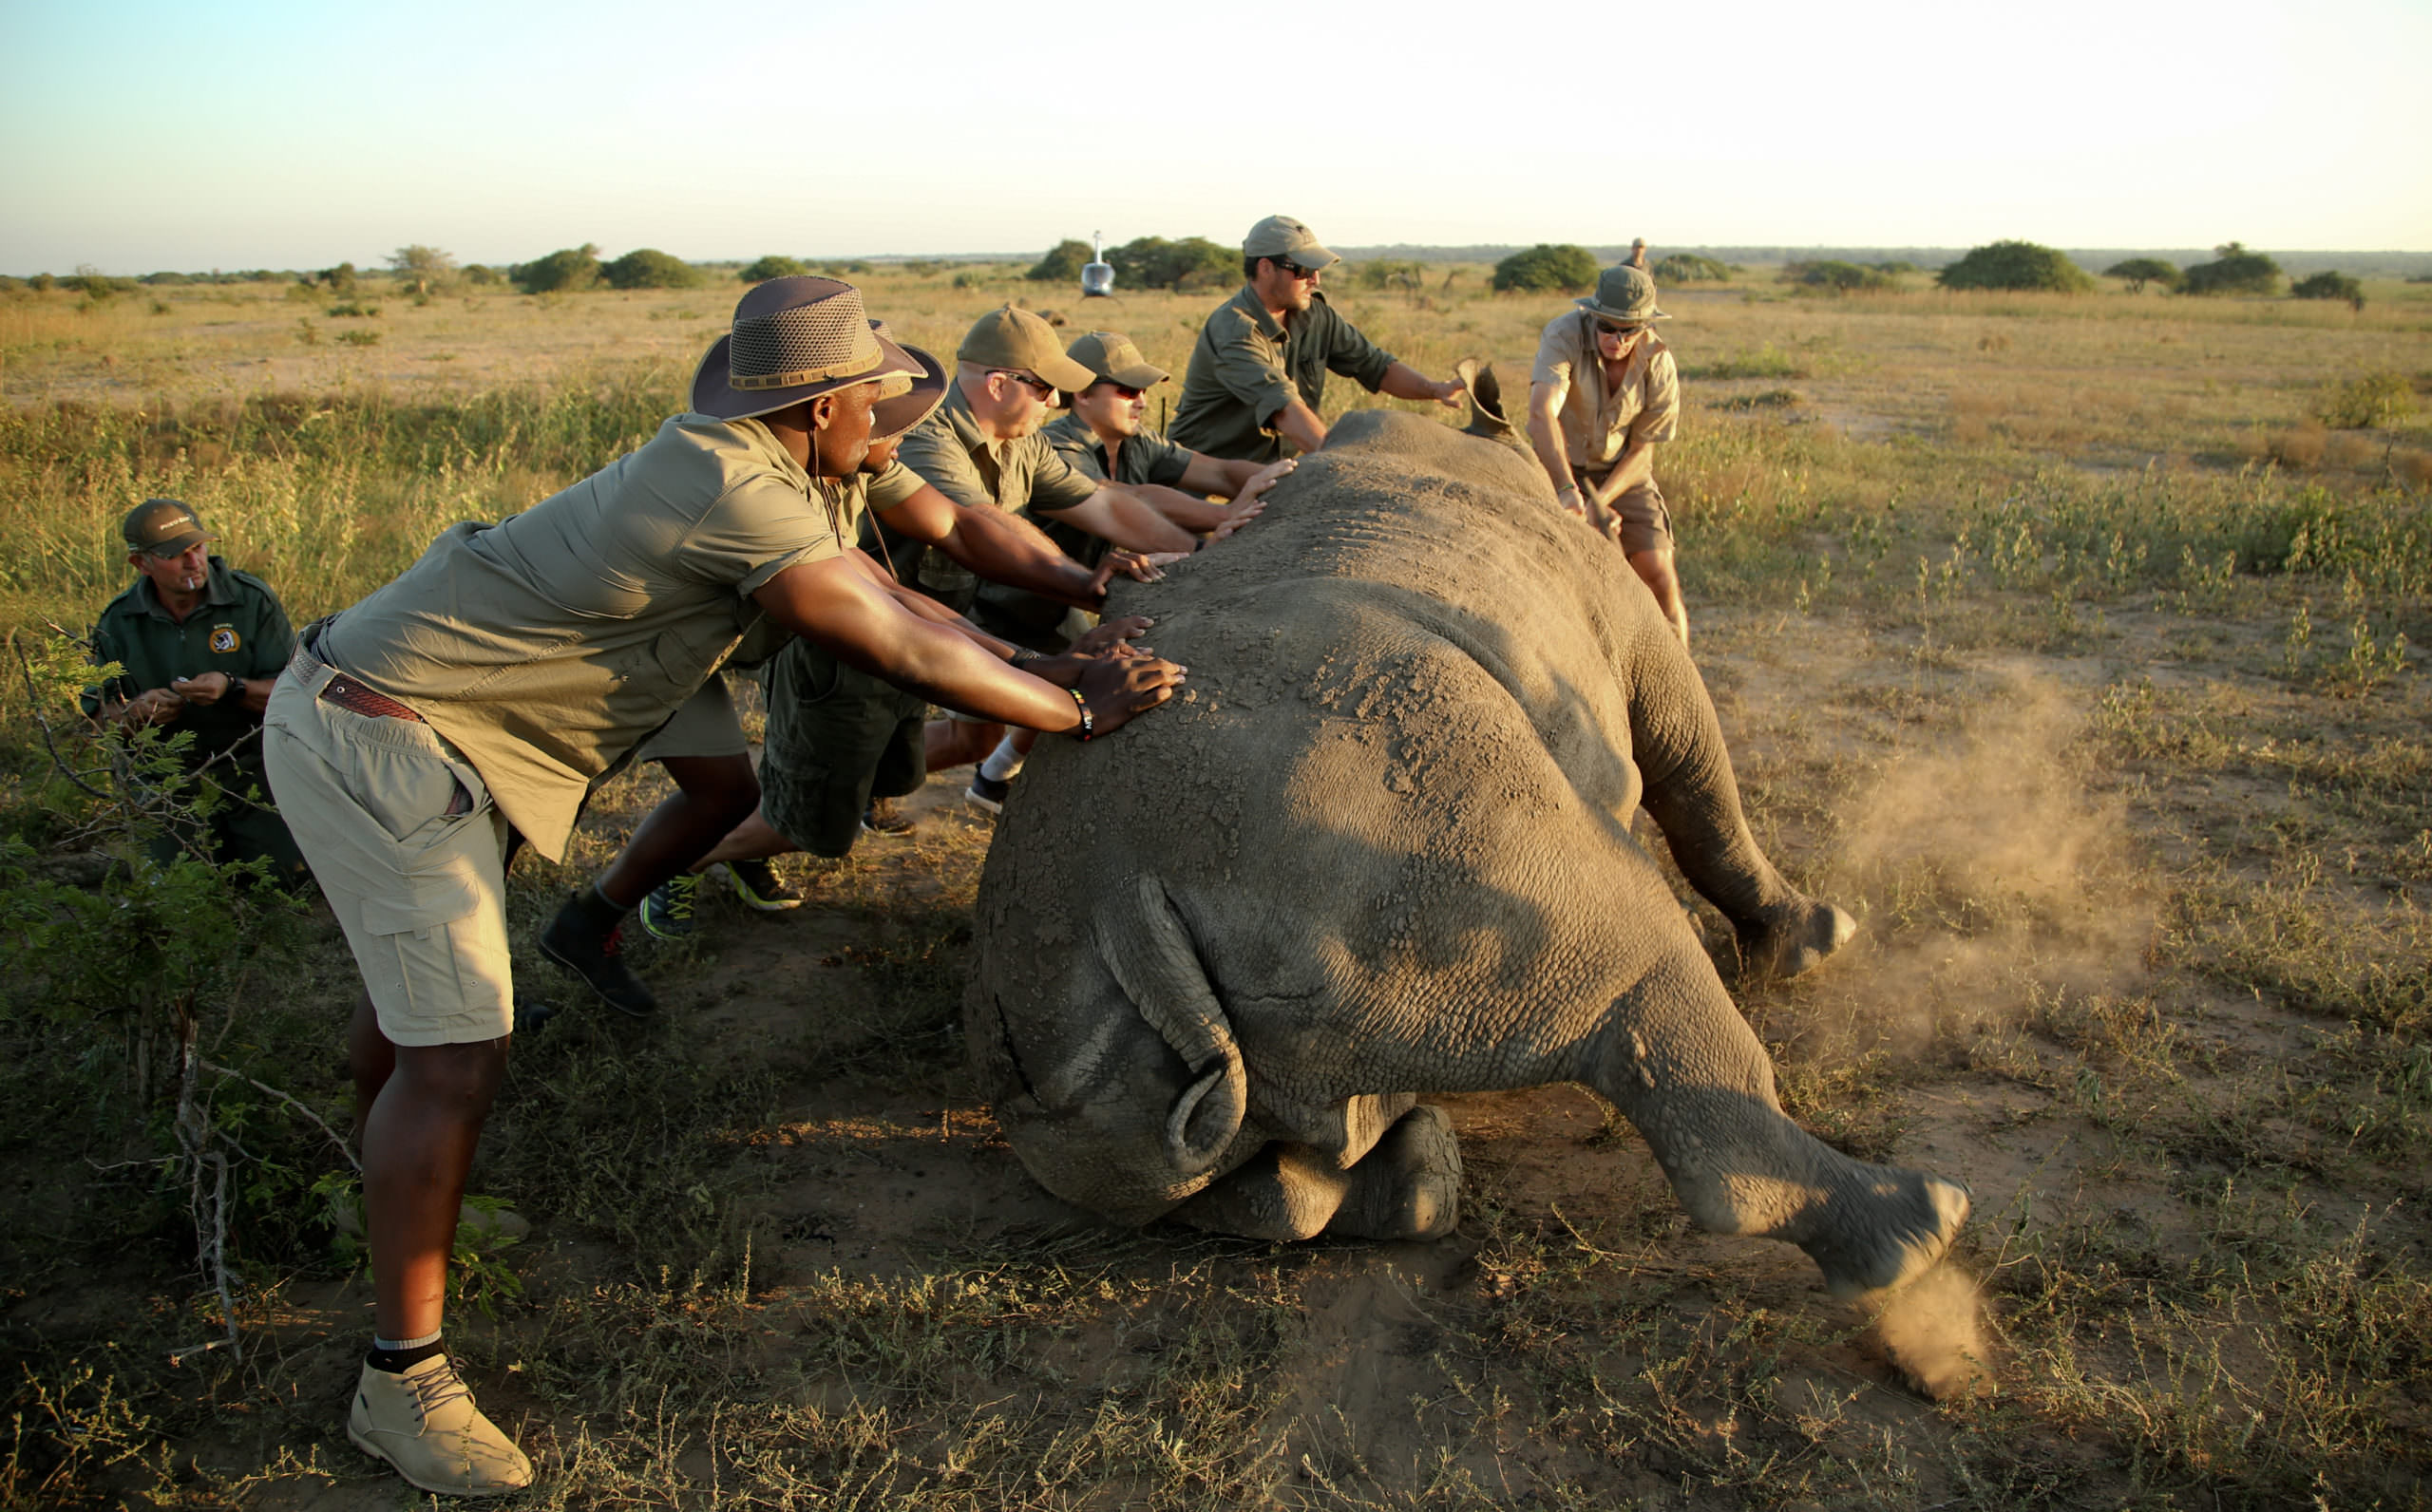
[1169,284,1396,463]
[82,558,295,769]
[880,383,1100,609]
[969,411,1201,638]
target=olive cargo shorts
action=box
[757,638,926,858]
[1573,464,1674,558]
[262,651,514,1047]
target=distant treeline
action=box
[1335,245,2432,279]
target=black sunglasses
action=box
[994,369,1054,398]
[1595,318,1647,337]
[1271,256,1320,280]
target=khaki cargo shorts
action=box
[262,648,514,1047]
[631,674,750,763]
[1574,465,1674,558]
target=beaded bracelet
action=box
[1069,687,1094,740]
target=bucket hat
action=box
[123,499,216,558]
[1065,331,1168,390]
[690,277,928,422]
[958,307,1096,393]
[867,321,948,442]
[1575,263,1670,325]
[1243,215,1340,271]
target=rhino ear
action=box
[1092,874,1247,1179]
[1454,358,1519,447]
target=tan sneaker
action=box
[347,1354,534,1497]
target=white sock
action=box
[979,734,1025,783]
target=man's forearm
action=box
[1131,484,1236,532]
[1378,362,1448,404]
[1527,406,1578,500]
[1272,399,1327,455]
[1591,444,1657,508]
[1040,488,1198,555]
[921,500,1106,609]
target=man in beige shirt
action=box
[260,278,1181,1498]
[1527,260,1689,645]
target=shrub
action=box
[1106,236,1235,291]
[140,271,192,286]
[462,263,502,286]
[1936,240,2095,293]
[68,266,135,300]
[389,244,456,296]
[2312,371,2415,430]
[739,255,807,283]
[602,248,701,290]
[325,301,379,318]
[336,329,381,347]
[2104,257,2180,293]
[1025,240,1093,282]
[822,259,872,276]
[1654,253,1731,283]
[1785,259,1890,293]
[314,261,359,293]
[29,273,55,292]
[2180,241,2280,297]
[2292,271,2365,311]
[0,275,23,295]
[1492,243,1599,293]
[1357,259,1426,291]
[511,244,603,293]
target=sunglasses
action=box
[1595,319,1647,337]
[1272,256,1321,280]
[994,369,1054,398]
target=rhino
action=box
[963,403,1966,1301]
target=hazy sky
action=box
[6,0,2427,274]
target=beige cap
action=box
[1065,331,1168,389]
[958,306,1096,392]
[1243,214,1340,270]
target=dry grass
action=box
[2,262,2429,1509]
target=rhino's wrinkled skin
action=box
[965,408,1966,1299]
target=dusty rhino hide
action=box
[965,408,1966,1300]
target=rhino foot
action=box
[1330,1105,1463,1241]
[1737,897,1858,983]
[1801,1170,1970,1303]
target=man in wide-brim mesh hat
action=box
[259,275,1185,1500]
[1525,254,1691,646]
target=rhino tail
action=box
[1091,874,1247,1180]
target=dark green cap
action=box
[122,498,216,558]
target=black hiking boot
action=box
[538,892,658,1018]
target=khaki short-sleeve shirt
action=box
[1169,285,1396,463]
[884,384,1100,601]
[316,414,847,860]
[1529,312,1680,471]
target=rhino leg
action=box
[1584,953,1966,1298]
[1625,629,1855,981]
[1172,1106,1462,1242]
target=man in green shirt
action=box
[83,499,303,876]
[260,278,1183,1498]
[1170,214,1466,463]
[960,330,1295,811]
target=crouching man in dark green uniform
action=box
[83,499,303,877]
[960,330,1295,811]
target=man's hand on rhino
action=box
[1206,498,1267,544]
[1432,378,1467,408]
[1072,652,1186,737]
[1107,548,1167,583]
[1235,458,1296,508]
[1070,615,1153,657]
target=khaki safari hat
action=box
[1576,263,1670,325]
[123,498,216,558]
[691,276,929,423]
[868,321,948,442]
[959,306,1095,393]
[1065,331,1168,390]
[1244,214,1340,271]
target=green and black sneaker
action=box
[724,858,802,912]
[638,871,701,940]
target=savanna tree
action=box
[2291,271,2365,311]
[602,249,701,290]
[389,245,456,295]
[511,244,603,293]
[2179,242,2281,296]
[1654,253,1731,283]
[1492,243,1599,293]
[1935,240,2095,293]
[741,255,808,283]
[2103,257,2179,294]
[1026,240,1093,281]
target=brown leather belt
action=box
[319,673,424,723]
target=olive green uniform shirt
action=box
[316,414,873,861]
[83,558,295,769]
[1529,312,1680,471]
[1170,284,1396,463]
[881,383,1099,606]
[968,410,1199,637]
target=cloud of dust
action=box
[1814,669,2155,1054]
[1867,1262,1995,1401]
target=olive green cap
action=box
[1576,263,1670,324]
[1243,214,1340,270]
[958,306,1096,392]
[122,498,216,558]
[1065,331,1168,390]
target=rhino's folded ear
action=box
[1092,874,1247,1179]
[1454,358,1519,448]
